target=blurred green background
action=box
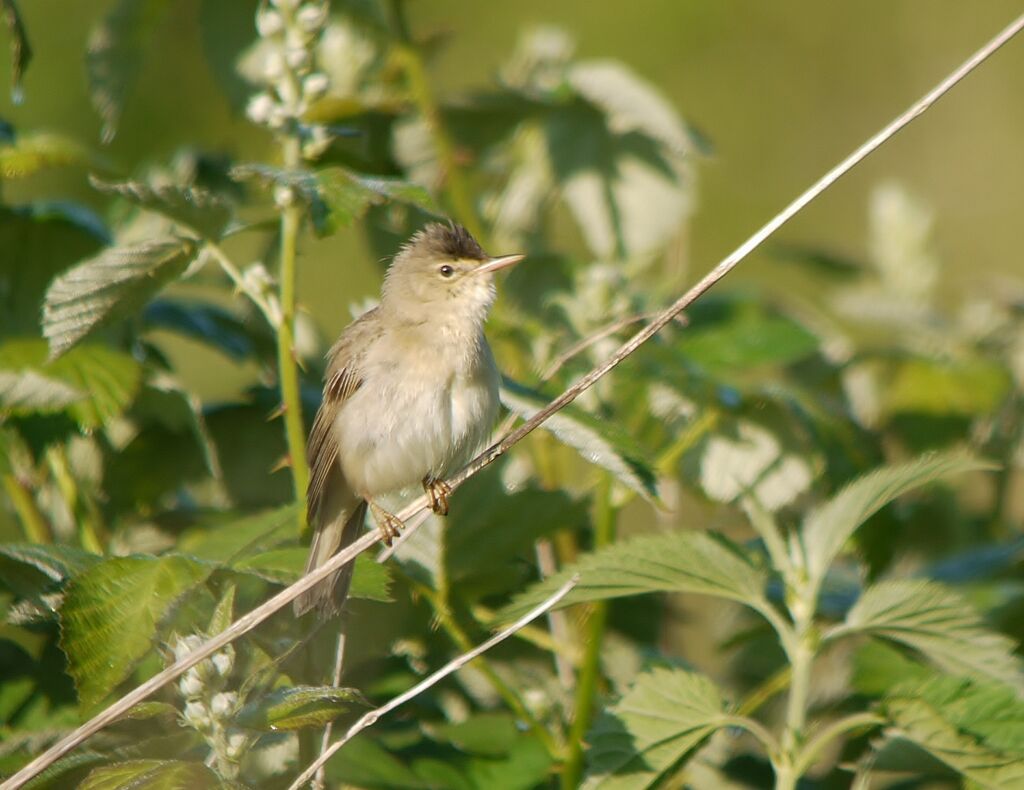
[3,0,1023,393]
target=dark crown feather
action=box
[403,221,487,262]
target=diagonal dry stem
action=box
[4,13,1022,789]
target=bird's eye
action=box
[439,264,455,278]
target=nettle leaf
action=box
[234,548,393,602]
[881,678,1024,789]
[543,60,695,259]
[0,340,142,428]
[882,357,1011,418]
[501,378,658,500]
[236,685,365,731]
[231,163,439,238]
[0,368,85,413]
[87,0,171,142]
[80,759,233,790]
[90,176,233,240]
[498,530,767,623]
[0,132,105,179]
[1,0,31,102]
[313,168,440,236]
[43,237,198,358]
[583,666,725,789]
[0,542,101,600]
[0,202,109,335]
[678,312,819,373]
[177,506,299,564]
[60,554,212,707]
[840,579,1023,690]
[799,451,991,586]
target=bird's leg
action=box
[368,502,404,546]
[423,476,452,516]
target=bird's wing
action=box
[305,308,378,524]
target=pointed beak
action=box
[475,253,525,275]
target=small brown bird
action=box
[295,222,524,617]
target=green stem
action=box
[562,474,618,790]
[793,712,882,777]
[46,446,104,553]
[389,0,484,240]
[277,135,310,518]
[775,600,815,789]
[3,474,50,544]
[396,570,561,758]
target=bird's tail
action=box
[294,499,368,618]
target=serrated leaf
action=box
[43,238,197,358]
[87,0,170,142]
[501,378,658,500]
[231,163,439,238]
[60,554,212,707]
[0,542,100,584]
[583,666,724,789]
[0,340,143,428]
[80,760,233,790]
[90,176,233,240]
[841,579,1023,690]
[177,506,300,563]
[800,451,992,586]
[0,369,85,413]
[498,530,767,623]
[1,0,31,103]
[0,132,104,179]
[883,692,1024,789]
[20,751,109,790]
[236,685,365,731]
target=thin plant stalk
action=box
[562,473,618,789]
[287,576,578,790]
[7,17,1021,787]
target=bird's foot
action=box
[369,502,404,546]
[423,476,452,516]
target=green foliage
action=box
[2,3,1022,789]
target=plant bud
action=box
[183,700,211,730]
[274,184,297,208]
[211,647,234,677]
[246,93,276,125]
[302,72,329,99]
[286,47,311,72]
[210,691,238,718]
[264,50,286,81]
[256,8,284,38]
[296,3,328,33]
[179,671,204,698]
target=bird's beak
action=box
[475,254,525,275]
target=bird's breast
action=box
[333,331,499,498]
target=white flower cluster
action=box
[245,0,332,160]
[173,635,249,777]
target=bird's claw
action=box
[370,503,404,546]
[424,477,452,516]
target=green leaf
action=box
[840,579,1023,690]
[0,132,105,179]
[90,176,233,240]
[678,313,819,373]
[501,378,658,500]
[207,583,235,635]
[236,685,365,731]
[428,712,521,757]
[0,202,108,336]
[59,554,212,707]
[43,237,197,358]
[800,451,992,586]
[80,760,233,790]
[0,340,143,428]
[87,0,170,142]
[0,369,85,413]
[178,506,299,563]
[312,168,440,236]
[542,59,695,259]
[1,0,31,103]
[233,549,393,602]
[583,666,725,789]
[882,357,1011,417]
[0,542,101,601]
[231,164,439,238]
[498,530,767,623]
[882,679,1024,790]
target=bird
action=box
[294,222,524,617]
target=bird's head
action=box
[380,222,524,327]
